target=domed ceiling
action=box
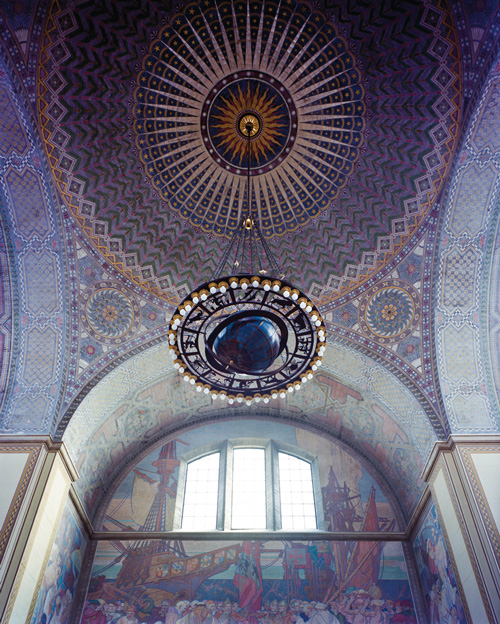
[38,0,460,308]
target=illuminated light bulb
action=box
[263,396,270,403]
[180,309,186,316]
[212,393,218,400]
[189,378,195,385]
[196,385,202,392]
[294,382,301,391]
[228,398,234,404]
[307,372,313,380]
[311,313,318,322]
[174,362,180,369]
[245,399,252,406]
[220,393,226,400]
[319,335,325,341]
[315,320,322,327]
[241,282,248,290]
[178,366,185,373]
[184,374,190,381]
[237,396,243,403]
[271,392,278,399]
[311,364,317,371]
[254,396,261,403]
[306,303,313,313]
[280,391,287,398]
[287,385,294,393]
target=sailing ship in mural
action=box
[82,440,415,623]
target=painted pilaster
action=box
[423,435,500,623]
[0,437,78,623]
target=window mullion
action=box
[269,441,281,530]
[222,441,233,530]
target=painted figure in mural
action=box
[343,590,371,624]
[103,601,122,623]
[149,599,173,624]
[116,604,140,624]
[308,602,341,624]
[81,599,107,624]
[413,505,466,623]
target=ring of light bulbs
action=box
[168,274,326,405]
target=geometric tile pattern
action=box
[442,247,477,312]
[0,213,13,414]
[37,0,461,306]
[21,250,59,316]
[134,1,365,237]
[442,325,478,386]
[21,326,58,386]
[449,163,494,237]
[436,62,500,433]
[487,218,500,417]
[0,84,28,158]
[0,61,67,434]
[4,167,50,241]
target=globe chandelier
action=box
[168,108,326,406]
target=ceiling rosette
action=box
[38,0,460,306]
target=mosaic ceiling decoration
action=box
[134,3,364,236]
[38,0,460,306]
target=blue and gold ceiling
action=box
[38,0,460,307]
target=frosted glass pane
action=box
[182,453,219,529]
[279,453,316,529]
[232,448,266,529]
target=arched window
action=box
[173,439,324,531]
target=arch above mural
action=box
[97,421,407,535]
[63,339,434,527]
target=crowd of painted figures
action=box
[81,593,417,624]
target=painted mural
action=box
[102,421,399,533]
[81,539,416,624]
[30,501,87,624]
[412,502,466,623]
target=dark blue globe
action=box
[212,315,281,373]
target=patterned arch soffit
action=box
[436,53,500,433]
[0,54,71,434]
[91,414,409,533]
[62,340,434,524]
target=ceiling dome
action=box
[38,0,460,306]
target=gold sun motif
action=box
[381,304,398,321]
[102,305,118,322]
[211,82,288,167]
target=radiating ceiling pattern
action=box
[134,0,365,236]
[38,0,461,306]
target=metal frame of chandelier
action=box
[168,116,326,405]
